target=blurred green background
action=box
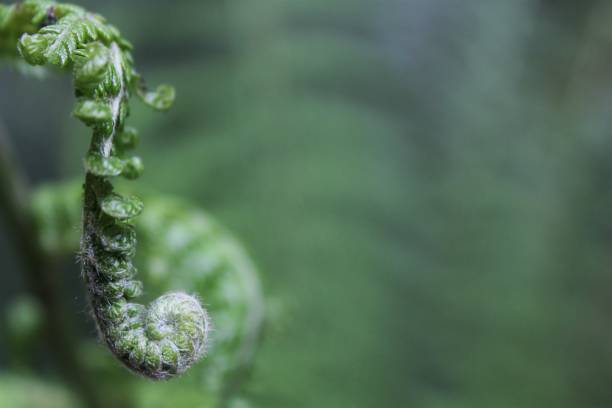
[3,0,612,406]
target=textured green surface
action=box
[31,181,264,403]
[1,0,210,379]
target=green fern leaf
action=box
[73,42,110,91]
[17,12,120,67]
[73,99,112,123]
[137,84,176,111]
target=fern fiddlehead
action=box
[31,182,265,402]
[0,0,209,379]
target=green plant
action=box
[32,182,264,406]
[0,0,263,405]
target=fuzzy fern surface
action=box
[0,0,208,380]
[31,181,264,401]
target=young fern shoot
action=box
[0,1,210,379]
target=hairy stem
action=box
[0,119,104,408]
[2,0,207,381]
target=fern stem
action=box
[2,0,207,381]
[0,120,104,408]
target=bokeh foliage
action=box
[3,0,612,407]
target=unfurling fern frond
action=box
[0,0,211,380]
[31,181,264,396]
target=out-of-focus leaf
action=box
[0,374,79,408]
[137,84,175,111]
